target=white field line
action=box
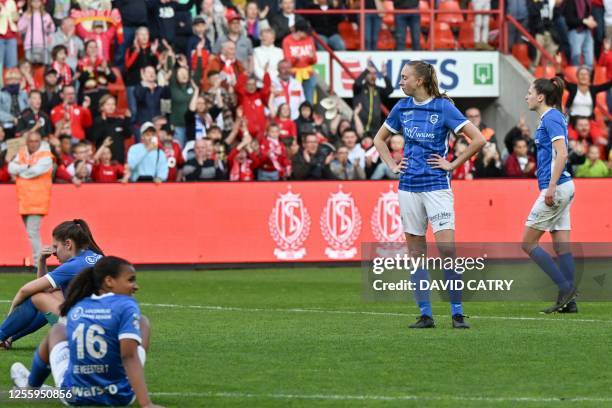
[2,298,610,323]
[149,391,612,403]
[138,302,612,324]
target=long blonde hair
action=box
[407,60,454,103]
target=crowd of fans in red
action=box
[0,0,610,184]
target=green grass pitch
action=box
[1,267,611,407]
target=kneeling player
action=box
[10,256,163,408]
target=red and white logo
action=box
[371,187,404,242]
[340,59,363,91]
[269,187,311,260]
[321,187,362,259]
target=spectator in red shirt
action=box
[91,137,129,183]
[228,133,261,181]
[50,85,93,142]
[235,71,271,140]
[570,116,608,146]
[158,125,184,182]
[272,102,297,147]
[282,20,317,103]
[57,134,73,167]
[258,123,291,180]
[203,41,246,91]
[504,137,536,178]
[50,45,74,89]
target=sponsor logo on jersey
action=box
[269,187,311,260]
[321,187,361,259]
[405,126,435,140]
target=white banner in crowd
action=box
[314,51,499,98]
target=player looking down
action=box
[523,77,578,314]
[10,256,162,408]
[373,60,486,329]
[0,219,103,349]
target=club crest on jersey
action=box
[321,187,361,259]
[85,254,103,265]
[269,186,311,260]
[70,306,84,321]
[429,114,439,124]
[371,186,404,243]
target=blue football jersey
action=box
[384,97,469,192]
[534,108,572,190]
[46,250,102,295]
[62,293,142,406]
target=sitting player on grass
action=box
[10,256,163,407]
[0,219,103,349]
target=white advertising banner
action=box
[322,51,499,98]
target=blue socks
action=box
[411,268,432,317]
[11,312,48,342]
[530,246,571,291]
[410,268,464,317]
[28,347,50,388]
[558,252,576,288]
[445,269,464,316]
[0,298,38,341]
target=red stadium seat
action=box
[594,65,608,85]
[437,0,464,28]
[458,21,474,49]
[338,21,360,50]
[512,43,530,69]
[377,28,396,50]
[420,0,431,29]
[405,32,427,49]
[428,22,457,49]
[382,1,395,28]
[563,66,578,84]
[534,65,556,79]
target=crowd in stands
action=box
[0,0,611,184]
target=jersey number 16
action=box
[72,323,108,360]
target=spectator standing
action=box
[527,0,559,67]
[504,137,536,177]
[50,17,83,71]
[282,20,317,103]
[212,11,254,69]
[272,102,298,145]
[204,41,246,90]
[559,63,612,122]
[270,59,305,119]
[394,0,420,51]
[7,131,53,265]
[244,1,271,47]
[270,0,308,45]
[124,27,159,123]
[341,128,366,170]
[228,133,261,181]
[113,0,149,68]
[168,53,197,148]
[258,123,290,180]
[365,0,383,50]
[0,0,19,70]
[127,121,169,182]
[91,140,128,183]
[304,0,346,51]
[253,27,284,86]
[235,71,271,139]
[451,138,475,180]
[507,0,529,49]
[40,67,61,114]
[352,60,393,135]
[50,85,93,142]
[0,68,29,138]
[474,0,493,50]
[16,90,52,138]
[18,0,55,64]
[87,94,132,164]
[134,65,170,129]
[563,0,598,67]
[148,0,196,44]
[186,16,212,64]
[158,125,184,182]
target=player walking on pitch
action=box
[523,77,578,313]
[373,61,486,328]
